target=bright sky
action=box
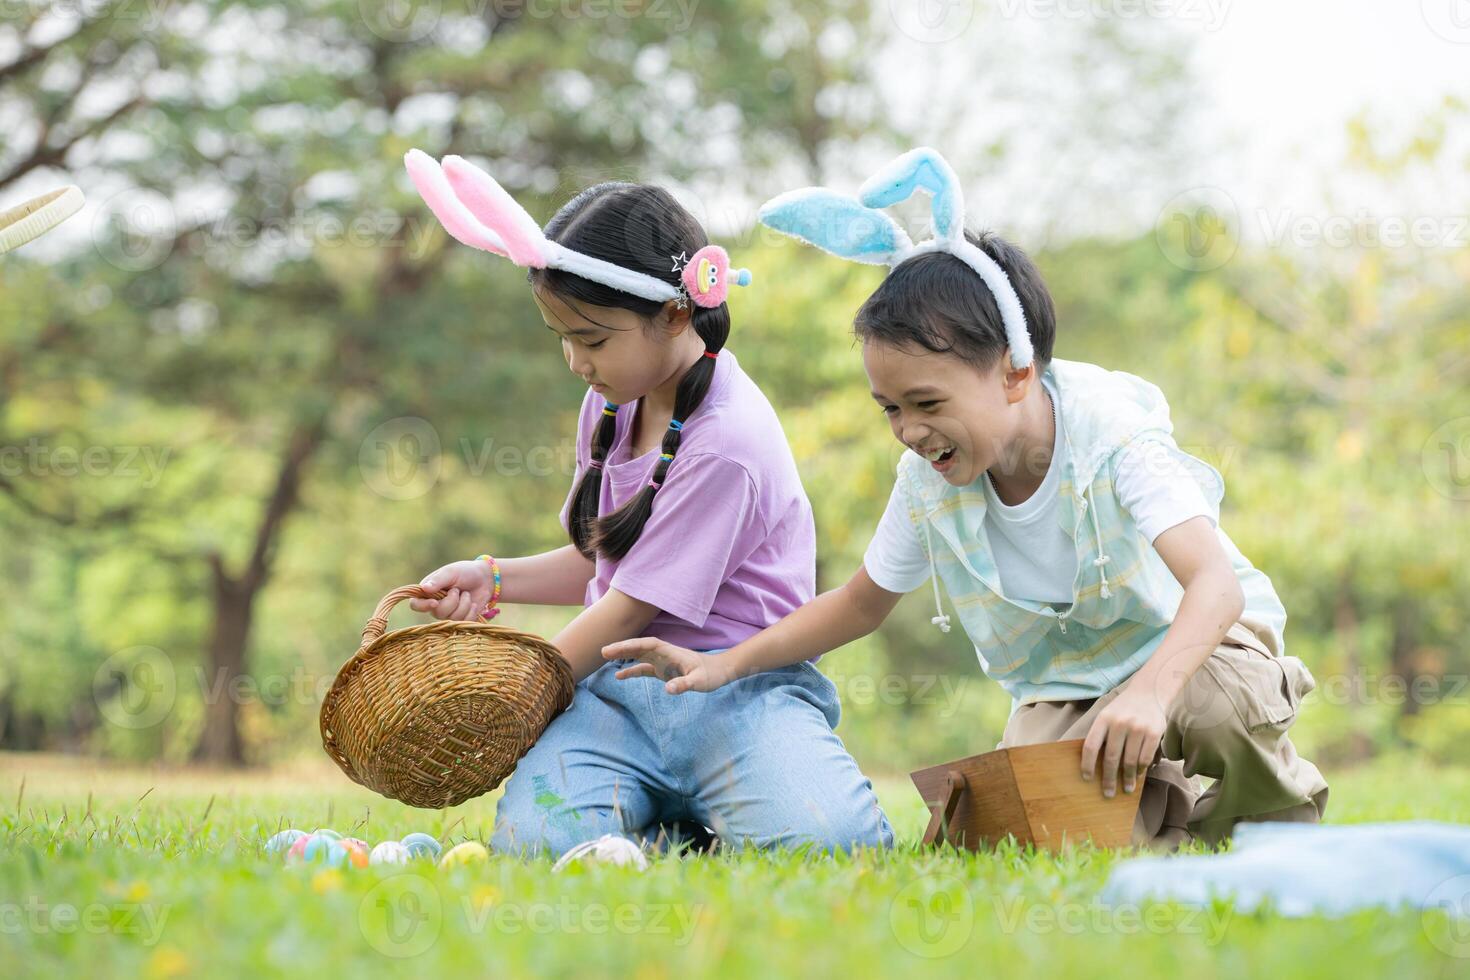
[1188,0,1468,211]
[1195,0,1466,142]
[868,0,1470,244]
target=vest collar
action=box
[905,358,1172,630]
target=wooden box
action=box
[910,739,1141,851]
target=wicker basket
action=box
[319,585,575,808]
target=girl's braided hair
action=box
[531,183,730,561]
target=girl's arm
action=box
[600,565,905,694]
[551,588,661,683]
[498,545,597,605]
[411,544,595,617]
[411,548,663,683]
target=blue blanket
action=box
[1101,821,1470,917]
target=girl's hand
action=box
[410,560,493,621]
[600,638,733,695]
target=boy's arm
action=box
[1080,515,1245,796]
[601,565,905,694]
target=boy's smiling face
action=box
[863,338,1037,487]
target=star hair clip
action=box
[673,247,752,311]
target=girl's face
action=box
[531,285,695,405]
[863,338,1035,487]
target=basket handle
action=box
[360,584,449,648]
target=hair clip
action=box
[679,245,752,309]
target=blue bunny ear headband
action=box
[757,147,1033,370]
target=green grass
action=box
[2,752,1468,978]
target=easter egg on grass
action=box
[400,833,442,860]
[286,835,311,863]
[311,828,343,840]
[266,829,307,856]
[303,835,348,868]
[341,840,370,869]
[370,841,411,866]
[439,841,490,869]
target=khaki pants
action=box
[999,616,1330,850]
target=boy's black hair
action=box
[529,183,730,562]
[853,230,1055,369]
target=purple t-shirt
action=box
[558,350,816,650]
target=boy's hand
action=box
[410,560,493,620]
[1080,687,1167,798]
[600,638,733,695]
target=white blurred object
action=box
[369,840,411,866]
[0,186,84,255]
[551,834,649,872]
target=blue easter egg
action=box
[303,834,348,868]
[322,842,348,868]
[400,832,442,859]
[266,829,306,855]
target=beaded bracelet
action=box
[475,554,502,621]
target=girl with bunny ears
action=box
[606,147,1328,849]
[402,151,894,861]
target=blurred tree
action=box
[0,0,882,763]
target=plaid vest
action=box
[898,358,1287,705]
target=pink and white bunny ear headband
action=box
[757,147,1033,369]
[404,149,751,309]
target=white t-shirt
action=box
[863,377,1216,602]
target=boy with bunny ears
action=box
[605,148,1329,849]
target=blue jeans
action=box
[490,655,895,857]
